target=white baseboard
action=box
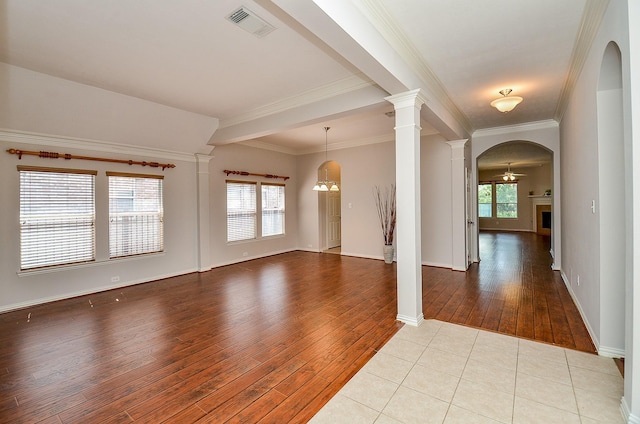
[397,313,424,327]
[599,345,626,359]
[210,248,298,269]
[560,270,602,354]
[340,251,383,261]
[0,267,198,314]
[621,397,640,424]
[422,261,453,269]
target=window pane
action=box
[496,183,518,218]
[19,169,96,270]
[109,175,164,258]
[497,203,518,218]
[478,204,492,218]
[496,183,517,203]
[227,182,256,242]
[478,183,492,218]
[262,184,285,237]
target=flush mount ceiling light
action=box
[490,89,523,113]
[312,127,339,192]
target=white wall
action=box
[208,143,299,267]
[0,133,200,312]
[422,134,453,268]
[0,63,218,154]
[297,140,396,259]
[295,135,455,267]
[559,0,630,357]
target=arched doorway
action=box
[316,160,341,252]
[476,141,554,258]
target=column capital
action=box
[446,139,468,150]
[195,153,213,173]
[195,152,214,163]
[385,89,428,109]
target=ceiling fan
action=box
[493,162,526,181]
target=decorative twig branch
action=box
[6,148,176,170]
[223,169,289,181]
[373,184,396,246]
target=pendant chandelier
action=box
[312,127,339,192]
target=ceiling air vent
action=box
[226,6,275,38]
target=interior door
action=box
[327,190,341,249]
[466,168,474,266]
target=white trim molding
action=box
[0,128,197,163]
[397,313,425,327]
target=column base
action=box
[396,313,425,327]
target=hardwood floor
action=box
[423,231,595,353]
[0,232,594,423]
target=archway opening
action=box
[476,141,554,261]
[316,160,341,253]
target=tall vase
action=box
[383,245,394,264]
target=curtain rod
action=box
[223,169,289,181]
[6,148,176,170]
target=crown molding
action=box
[472,119,559,138]
[240,132,395,156]
[219,73,376,129]
[237,140,298,155]
[554,0,610,122]
[298,133,394,155]
[0,129,197,162]
[353,0,473,135]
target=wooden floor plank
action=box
[0,233,596,423]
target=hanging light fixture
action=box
[490,89,523,113]
[503,162,515,181]
[312,127,339,192]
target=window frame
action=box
[18,165,97,270]
[226,180,258,242]
[107,171,164,259]
[495,181,518,219]
[477,182,493,218]
[261,182,285,237]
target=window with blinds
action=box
[18,166,97,270]
[227,181,256,242]
[108,172,164,258]
[261,183,285,237]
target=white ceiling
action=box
[0,0,596,165]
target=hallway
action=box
[423,231,595,353]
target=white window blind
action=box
[18,166,96,270]
[227,181,256,242]
[261,183,285,237]
[108,172,164,258]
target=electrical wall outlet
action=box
[111,276,120,282]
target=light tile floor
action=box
[310,320,624,424]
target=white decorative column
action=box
[195,153,213,272]
[386,89,427,326]
[447,139,468,271]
